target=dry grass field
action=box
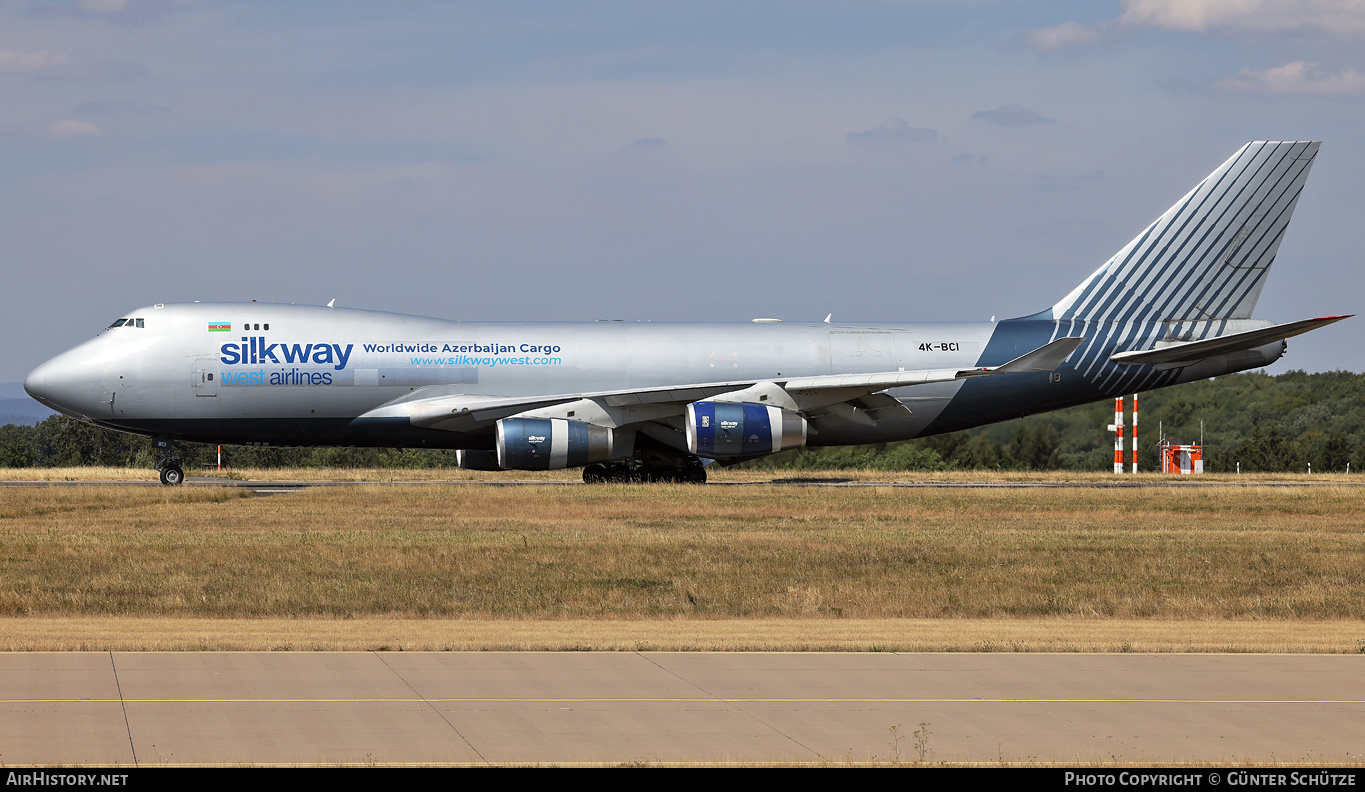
[0,476,1362,651]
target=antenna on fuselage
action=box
[327,299,335,308]
[823,314,831,323]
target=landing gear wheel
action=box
[651,466,681,483]
[583,464,608,483]
[152,438,183,487]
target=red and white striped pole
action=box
[1130,394,1138,474]
[1113,397,1124,474]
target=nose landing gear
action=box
[153,438,184,486]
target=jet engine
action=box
[455,450,501,471]
[685,401,806,458]
[495,417,614,470]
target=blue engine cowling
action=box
[685,401,807,459]
[496,417,615,470]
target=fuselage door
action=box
[192,357,219,397]
[99,381,116,411]
[827,330,894,374]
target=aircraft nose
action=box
[24,348,104,418]
[23,361,50,405]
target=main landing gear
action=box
[153,438,184,486]
[582,453,707,484]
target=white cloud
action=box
[0,50,76,77]
[1022,20,1116,53]
[43,119,103,138]
[1120,0,1365,35]
[1214,60,1365,95]
[847,117,936,142]
[970,106,1054,126]
[1026,0,1365,52]
[35,0,182,23]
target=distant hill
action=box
[0,383,56,426]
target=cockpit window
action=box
[108,318,129,328]
[135,318,144,328]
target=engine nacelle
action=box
[685,401,806,458]
[455,449,501,471]
[495,417,614,470]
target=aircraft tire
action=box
[582,464,608,484]
[600,464,631,483]
[644,466,669,483]
[159,466,184,486]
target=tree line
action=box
[750,369,1365,473]
[1,369,1361,472]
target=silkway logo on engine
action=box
[220,337,354,370]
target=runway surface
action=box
[3,652,1362,766]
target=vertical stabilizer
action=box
[1047,141,1319,323]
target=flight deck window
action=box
[108,319,128,328]
[135,319,144,328]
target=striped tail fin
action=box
[1045,141,1319,323]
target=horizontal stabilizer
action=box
[1110,315,1351,366]
[968,336,1087,376]
[783,337,1084,391]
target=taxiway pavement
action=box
[2,652,1361,765]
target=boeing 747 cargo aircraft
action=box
[24,141,1349,484]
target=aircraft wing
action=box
[1110,315,1350,366]
[359,336,1085,432]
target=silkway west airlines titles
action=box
[24,141,1350,484]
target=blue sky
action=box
[3,0,1361,381]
